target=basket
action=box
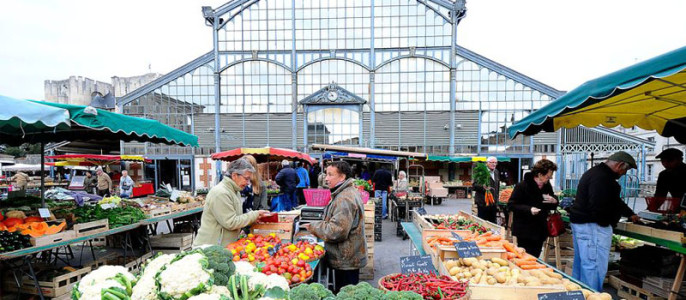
[645,197,681,213]
[359,190,370,204]
[304,188,331,207]
[378,273,471,299]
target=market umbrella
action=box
[211,147,317,165]
[45,154,152,166]
[508,46,686,143]
[0,95,71,140]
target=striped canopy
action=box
[211,147,317,164]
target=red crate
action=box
[645,197,681,213]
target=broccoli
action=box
[382,291,424,300]
[199,245,236,286]
[335,282,384,300]
[289,283,335,300]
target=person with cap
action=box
[194,158,270,247]
[95,167,112,197]
[275,160,299,210]
[654,148,686,200]
[569,151,641,291]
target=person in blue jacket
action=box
[295,161,310,205]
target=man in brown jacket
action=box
[304,161,367,293]
[11,171,31,190]
[95,167,112,197]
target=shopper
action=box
[95,167,112,197]
[85,171,97,194]
[10,171,30,190]
[303,161,367,293]
[360,166,371,181]
[473,157,500,223]
[569,151,641,291]
[275,160,299,210]
[372,166,393,218]
[508,159,558,257]
[295,162,310,205]
[242,155,269,211]
[119,170,135,198]
[395,170,409,193]
[194,158,270,247]
[654,148,686,200]
[318,168,329,189]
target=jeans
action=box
[375,190,388,217]
[281,191,297,211]
[571,222,612,291]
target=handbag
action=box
[547,211,565,237]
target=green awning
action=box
[508,46,686,142]
[426,155,511,163]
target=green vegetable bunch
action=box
[289,283,335,300]
[199,245,236,286]
[353,179,372,192]
[336,282,384,300]
[72,205,146,228]
[472,163,490,187]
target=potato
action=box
[586,294,603,300]
[599,292,612,300]
[495,273,507,284]
[470,268,483,276]
[565,283,581,291]
[491,257,508,266]
[473,274,482,283]
[526,281,542,286]
[449,266,460,276]
[486,276,497,285]
[543,269,563,279]
[581,289,591,298]
[463,257,477,266]
[445,260,457,269]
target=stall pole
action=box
[40,142,45,207]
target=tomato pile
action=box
[227,233,282,262]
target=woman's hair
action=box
[531,159,558,177]
[242,155,262,194]
[398,170,407,179]
[327,161,352,179]
[225,158,256,177]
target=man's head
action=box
[606,151,637,176]
[657,148,683,169]
[281,160,290,167]
[226,158,256,189]
[326,161,352,188]
[486,156,497,171]
[86,172,92,177]
[121,170,128,177]
[96,167,103,175]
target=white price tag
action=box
[170,190,181,202]
[38,208,51,218]
[100,203,116,210]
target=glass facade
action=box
[120,0,563,157]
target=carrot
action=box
[521,254,538,261]
[514,259,538,266]
[520,264,547,270]
[503,242,517,253]
[486,235,501,241]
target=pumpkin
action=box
[0,223,6,231]
[23,216,43,224]
[45,222,66,235]
[3,217,24,228]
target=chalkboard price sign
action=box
[399,255,436,275]
[415,207,427,215]
[451,231,464,241]
[454,241,481,258]
[537,290,584,300]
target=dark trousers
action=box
[296,187,306,205]
[516,236,545,258]
[333,268,360,294]
[97,189,110,197]
[477,205,497,223]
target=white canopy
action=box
[2,163,49,172]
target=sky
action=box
[1,0,685,100]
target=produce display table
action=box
[613,223,686,300]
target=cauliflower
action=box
[247,272,269,291]
[207,285,231,295]
[264,274,290,291]
[187,294,231,300]
[73,266,136,300]
[233,261,256,276]
[131,254,176,300]
[155,251,214,300]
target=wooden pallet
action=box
[152,245,192,255]
[3,265,91,298]
[145,207,172,218]
[149,233,193,248]
[31,230,76,247]
[73,219,109,237]
[611,275,664,300]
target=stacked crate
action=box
[361,201,377,280]
[374,198,382,241]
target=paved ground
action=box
[367,197,472,286]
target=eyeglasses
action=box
[241,174,253,181]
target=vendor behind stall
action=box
[119,170,134,198]
[303,161,368,293]
[10,171,30,190]
[654,148,686,200]
[194,158,270,247]
[85,171,97,194]
[95,167,112,197]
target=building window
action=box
[647,164,653,179]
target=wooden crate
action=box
[150,233,193,248]
[31,230,76,247]
[3,265,91,298]
[153,245,192,255]
[171,203,187,212]
[616,221,686,244]
[73,219,109,237]
[106,252,154,274]
[145,207,172,218]
[436,258,566,300]
[251,216,297,242]
[612,275,664,300]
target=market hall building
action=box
[116,0,653,190]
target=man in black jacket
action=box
[654,148,686,200]
[372,166,393,218]
[473,157,500,223]
[569,151,640,291]
[275,160,299,210]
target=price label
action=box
[400,255,436,275]
[38,208,51,218]
[415,207,427,215]
[454,241,481,258]
[537,290,584,300]
[451,231,464,241]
